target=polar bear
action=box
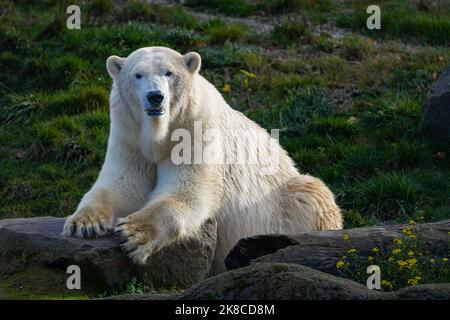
[62,47,342,273]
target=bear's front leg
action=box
[62,188,115,238]
[114,199,186,264]
[114,162,217,264]
[63,141,156,239]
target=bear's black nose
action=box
[146,91,164,105]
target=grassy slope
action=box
[1,0,450,229]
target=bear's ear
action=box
[183,52,201,74]
[106,55,125,78]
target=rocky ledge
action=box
[0,217,216,299]
[225,219,450,275]
[0,216,449,299]
[104,263,450,300]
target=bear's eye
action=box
[165,71,173,77]
[135,73,142,79]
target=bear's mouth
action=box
[145,106,165,117]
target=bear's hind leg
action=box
[282,175,342,232]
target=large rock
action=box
[0,216,216,299]
[179,263,383,300]
[225,219,450,274]
[224,234,298,270]
[102,262,450,300]
[394,283,450,300]
[103,263,383,300]
[422,67,450,138]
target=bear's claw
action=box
[62,207,112,238]
[68,222,76,235]
[114,216,153,264]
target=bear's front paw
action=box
[62,207,113,238]
[114,215,157,264]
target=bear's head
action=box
[106,47,201,142]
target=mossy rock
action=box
[0,217,217,299]
[102,263,450,300]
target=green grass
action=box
[201,18,247,44]
[0,0,450,229]
[336,4,450,46]
[0,264,91,299]
[339,35,371,61]
[271,16,310,48]
[185,0,332,17]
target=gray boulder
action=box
[224,234,298,270]
[0,216,216,299]
[422,67,450,138]
[102,262,450,300]
[395,283,450,300]
[179,262,383,300]
[102,262,384,300]
[226,219,450,274]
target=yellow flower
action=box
[408,219,416,225]
[343,234,350,241]
[401,226,417,240]
[372,247,379,253]
[402,226,413,236]
[336,260,345,269]
[406,258,417,267]
[397,260,407,268]
[408,251,414,256]
[381,280,393,290]
[392,248,401,255]
[367,256,373,261]
[223,83,232,93]
[443,257,449,262]
[388,257,395,262]
[407,276,421,286]
[347,248,358,254]
[393,238,402,245]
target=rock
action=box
[0,216,216,299]
[101,262,450,300]
[225,219,450,274]
[102,263,384,300]
[394,283,450,300]
[3,217,448,300]
[100,291,179,300]
[422,67,450,138]
[178,263,383,300]
[224,234,298,270]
